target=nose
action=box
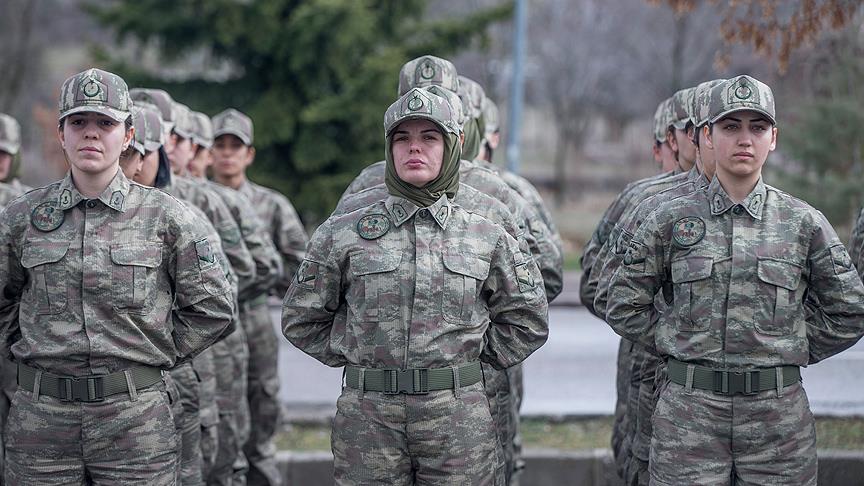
[83,120,99,139]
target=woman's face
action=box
[391,119,445,187]
[167,133,194,174]
[119,151,144,180]
[0,152,12,181]
[59,112,132,177]
[706,110,776,180]
[135,150,160,187]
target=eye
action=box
[723,124,739,131]
[752,124,767,132]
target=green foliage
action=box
[88,0,512,225]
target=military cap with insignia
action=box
[190,111,214,149]
[457,76,486,120]
[691,79,726,129]
[58,68,132,123]
[653,98,673,143]
[398,55,459,96]
[0,112,21,156]
[135,102,166,152]
[482,98,499,138]
[212,108,254,146]
[707,75,776,125]
[129,106,148,156]
[670,87,696,130]
[171,102,196,139]
[384,86,461,137]
[129,88,177,132]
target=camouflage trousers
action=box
[5,377,177,485]
[480,363,511,485]
[208,324,251,486]
[611,338,634,479]
[331,382,502,486]
[650,380,817,486]
[623,344,661,486]
[194,349,220,480]
[508,364,525,486]
[239,298,282,486]
[170,362,204,486]
[0,358,15,482]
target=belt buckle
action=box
[714,370,759,396]
[383,369,429,395]
[59,376,105,402]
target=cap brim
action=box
[60,105,130,123]
[671,119,689,130]
[709,107,776,126]
[386,115,457,138]
[144,140,161,152]
[0,141,19,155]
[213,128,252,145]
[173,127,194,139]
[132,141,146,156]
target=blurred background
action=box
[2,0,863,266]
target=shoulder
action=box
[764,184,826,232]
[456,184,518,232]
[249,181,298,210]
[334,184,388,216]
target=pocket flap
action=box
[757,258,801,291]
[443,249,491,280]
[671,256,713,283]
[349,251,401,276]
[21,242,70,268]
[110,244,163,268]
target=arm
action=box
[281,220,346,367]
[272,195,309,296]
[0,209,24,359]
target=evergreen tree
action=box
[89,0,511,224]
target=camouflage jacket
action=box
[282,195,548,370]
[199,176,282,301]
[579,169,684,314]
[0,182,22,209]
[847,207,864,277]
[341,159,563,300]
[589,167,707,317]
[606,177,864,368]
[237,180,308,297]
[0,170,235,376]
[166,175,257,297]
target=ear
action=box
[58,124,65,146]
[652,143,662,163]
[666,130,678,153]
[245,146,256,166]
[702,125,714,150]
[459,132,465,147]
[124,127,135,150]
[769,126,778,152]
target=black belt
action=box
[345,362,482,395]
[667,359,800,396]
[17,364,163,402]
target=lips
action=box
[733,152,753,158]
[404,158,425,167]
[79,146,102,153]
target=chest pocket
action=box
[670,256,714,332]
[111,243,163,311]
[21,242,70,315]
[442,250,491,324]
[754,258,802,336]
[348,251,401,322]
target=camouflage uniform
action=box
[0,113,30,193]
[606,76,864,486]
[212,107,306,486]
[0,180,21,480]
[284,87,547,486]
[1,110,234,486]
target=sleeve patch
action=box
[195,238,216,266]
[830,245,854,275]
[623,241,647,266]
[296,259,319,288]
[514,262,537,293]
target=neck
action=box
[717,170,760,203]
[677,157,695,173]
[214,172,246,190]
[71,166,117,198]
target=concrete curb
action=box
[276,449,864,485]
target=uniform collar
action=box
[385,194,452,230]
[686,165,701,182]
[707,176,765,220]
[57,169,130,212]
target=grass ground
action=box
[276,416,864,452]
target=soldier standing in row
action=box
[0,68,235,484]
[283,86,548,485]
[606,75,864,485]
[211,108,308,486]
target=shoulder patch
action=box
[357,214,391,240]
[296,259,319,287]
[31,202,64,232]
[623,241,647,266]
[672,216,705,247]
[195,238,216,265]
[514,262,538,293]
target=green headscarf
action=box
[462,113,486,161]
[385,126,461,208]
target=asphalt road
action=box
[273,304,864,420]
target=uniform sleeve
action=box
[593,202,650,320]
[170,210,236,363]
[212,206,257,299]
[0,209,24,359]
[604,211,664,349]
[848,208,864,277]
[522,203,563,303]
[480,229,549,369]
[805,214,864,363]
[272,195,309,296]
[579,190,630,312]
[236,202,283,301]
[281,219,346,367]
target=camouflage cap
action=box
[212,108,254,145]
[136,102,165,152]
[457,76,485,120]
[129,88,176,132]
[384,87,460,137]
[129,106,148,156]
[397,55,459,96]
[172,102,196,139]
[191,111,214,149]
[691,79,726,128]
[670,87,696,130]
[707,75,776,125]
[653,98,673,143]
[59,68,132,123]
[483,98,499,137]
[0,113,21,155]
[426,85,465,130]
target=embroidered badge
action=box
[357,214,391,240]
[672,216,706,247]
[419,61,436,80]
[407,95,424,112]
[110,191,124,209]
[195,238,216,265]
[31,202,64,232]
[514,262,537,293]
[83,80,101,98]
[59,189,72,207]
[392,204,407,221]
[623,241,647,266]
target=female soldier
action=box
[605,75,864,485]
[282,87,548,485]
[0,68,234,485]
